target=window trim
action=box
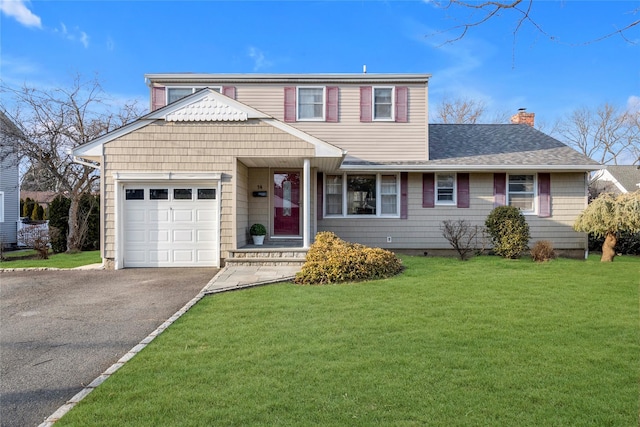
[165,86,222,104]
[372,86,395,121]
[0,191,4,222]
[507,173,537,214]
[323,172,401,218]
[435,173,457,206]
[296,86,326,121]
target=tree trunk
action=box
[600,232,617,262]
[66,196,82,253]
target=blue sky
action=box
[1,0,639,128]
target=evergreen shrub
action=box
[485,206,530,259]
[295,232,403,284]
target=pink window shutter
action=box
[538,173,551,217]
[222,86,236,99]
[401,172,409,219]
[423,173,435,208]
[326,86,339,122]
[395,86,408,123]
[457,173,470,208]
[284,87,296,122]
[494,173,507,207]
[151,86,166,111]
[317,172,324,220]
[360,86,372,122]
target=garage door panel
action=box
[197,230,216,242]
[197,250,216,262]
[174,250,195,262]
[150,230,170,243]
[150,251,170,263]
[173,209,194,222]
[173,229,194,242]
[126,230,146,243]
[124,184,218,267]
[196,209,216,221]
[149,209,170,222]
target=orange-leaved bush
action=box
[294,232,403,284]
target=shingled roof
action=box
[343,123,600,171]
[597,165,640,193]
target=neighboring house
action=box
[0,111,21,249]
[73,73,600,269]
[591,165,640,195]
[20,191,59,213]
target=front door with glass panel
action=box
[273,171,300,236]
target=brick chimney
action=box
[510,108,535,127]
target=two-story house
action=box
[73,73,600,269]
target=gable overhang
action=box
[73,88,345,164]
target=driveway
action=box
[0,268,216,427]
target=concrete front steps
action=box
[225,248,308,267]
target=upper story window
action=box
[436,173,456,205]
[360,86,408,123]
[166,86,221,104]
[508,174,535,213]
[373,87,394,120]
[297,87,325,121]
[324,173,400,217]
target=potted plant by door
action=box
[250,223,267,245]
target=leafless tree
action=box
[552,103,640,165]
[0,74,143,252]
[429,0,639,46]
[433,96,510,124]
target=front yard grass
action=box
[58,255,639,426]
[0,250,101,269]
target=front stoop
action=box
[225,248,308,267]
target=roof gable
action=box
[149,88,269,122]
[597,166,640,193]
[73,88,343,159]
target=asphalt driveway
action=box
[0,268,216,427]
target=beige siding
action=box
[103,120,316,263]
[235,83,428,162]
[318,172,588,251]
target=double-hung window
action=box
[436,173,456,205]
[297,87,325,120]
[508,174,535,213]
[324,173,400,217]
[373,87,394,120]
[166,86,221,104]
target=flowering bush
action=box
[294,232,403,284]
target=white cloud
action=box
[626,95,640,113]
[54,22,90,48]
[248,46,273,71]
[106,37,115,51]
[0,0,41,28]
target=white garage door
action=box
[123,184,219,267]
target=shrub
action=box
[48,195,71,253]
[531,240,556,262]
[295,232,403,284]
[485,206,530,259]
[250,223,266,236]
[17,224,51,259]
[441,219,481,261]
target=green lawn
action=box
[0,250,101,269]
[58,255,639,426]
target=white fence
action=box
[17,220,49,247]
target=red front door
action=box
[273,171,300,236]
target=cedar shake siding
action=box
[102,120,317,262]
